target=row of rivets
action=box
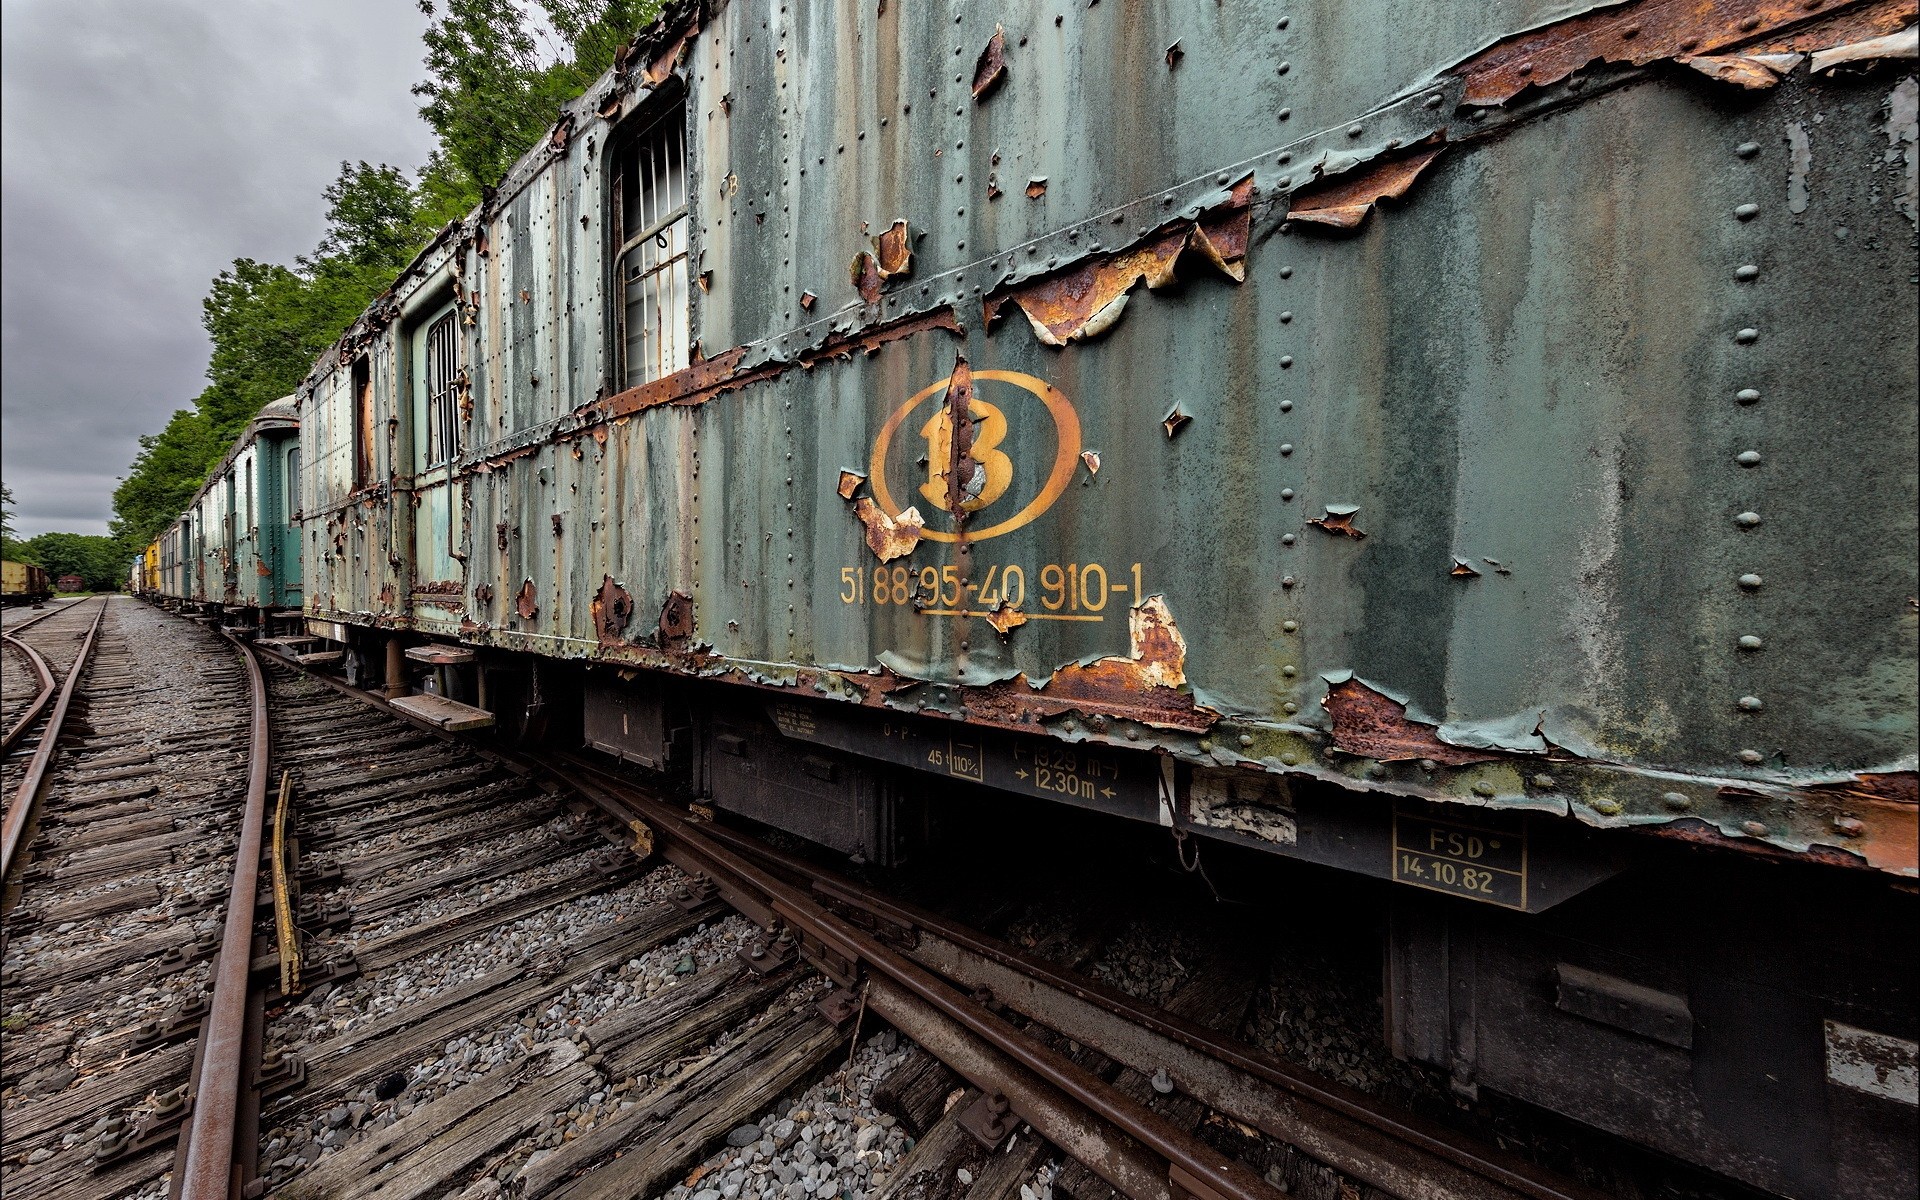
[1731,137,1767,774]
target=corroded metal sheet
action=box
[292,0,1919,875]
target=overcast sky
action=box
[2,0,438,538]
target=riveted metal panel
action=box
[294,0,1916,877]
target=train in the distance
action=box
[136,1,1919,1194]
[2,560,53,607]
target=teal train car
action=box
[269,2,1915,1191]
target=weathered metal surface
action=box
[290,0,1919,874]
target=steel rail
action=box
[0,597,107,882]
[557,750,1597,1200]
[554,764,1284,1200]
[176,634,271,1200]
[0,634,56,757]
[688,804,1597,1200]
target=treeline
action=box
[107,0,661,552]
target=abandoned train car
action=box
[233,0,1920,1193]
[148,396,303,623]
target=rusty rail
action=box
[557,753,1599,1200]
[0,597,107,883]
[0,634,56,758]
[175,634,271,1200]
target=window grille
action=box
[423,310,461,464]
[613,105,689,388]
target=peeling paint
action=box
[1080,450,1102,476]
[1289,144,1447,230]
[1323,677,1507,766]
[1810,24,1919,72]
[990,176,1252,346]
[592,575,634,644]
[1788,120,1813,212]
[836,470,866,501]
[1886,76,1919,223]
[984,602,1027,635]
[972,27,1007,100]
[515,579,539,621]
[1307,505,1367,538]
[853,497,925,562]
[1454,0,1916,106]
[1682,51,1804,87]
[659,590,695,643]
[1162,406,1192,438]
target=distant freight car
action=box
[164,0,1920,1192]
[1,561,51,607]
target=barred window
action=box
[612,103,689,389]
[421,309,461,465]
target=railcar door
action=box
[408,299,465,633]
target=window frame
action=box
[408,297,464,472]
[606,94,692,393]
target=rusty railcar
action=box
[291,2,1918,1192]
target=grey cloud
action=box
[2,0,437,537]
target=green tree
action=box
[113,1,663,548]
[12,531,129,591]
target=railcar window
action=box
[287,447,300,515]
[352,356,375,487]
[422,309,461,464]
[612,103,689,388]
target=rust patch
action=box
[474,583,493,605]
[496,522,509,551]
[972,27,1007,100]
[551,513,564,537]
[597,308,963,423]
[1454,0,1913,106]
[1162,407,1192,439]
[932,360,979,517]
[1025,177,1048,199]
[800,290,817,311]
[969,596,1213,732]
[640,19,698,87]
[1307,506,1367,538]
[853,497,925,562]
[1450,558,1482,578]
[659,590,695,642]
[1165,40,1184,68]
[837,470,866,501]
[549,115,574,152]
[874,220,913,279]
[984,602,1028,635]
[1289,145,1447,230]
[996,175,1253,346]
[515,579,539,621]
[256,561,273,577]
[1322,678,1504,765]
[592,575,634,644]
[1801,770,1919,875]
[851,252,885,304]
[1080,450,1101,476]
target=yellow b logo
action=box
[869,369,1080,545]
[918,399,1013,514]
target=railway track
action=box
[6,609,1621,1200]
[0,599,252,1197]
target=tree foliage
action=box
[9,531,130,592]
[106,1,659,554]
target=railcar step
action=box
[294,651,346,666]
[404,644,476,665]
[389,693,495,731]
